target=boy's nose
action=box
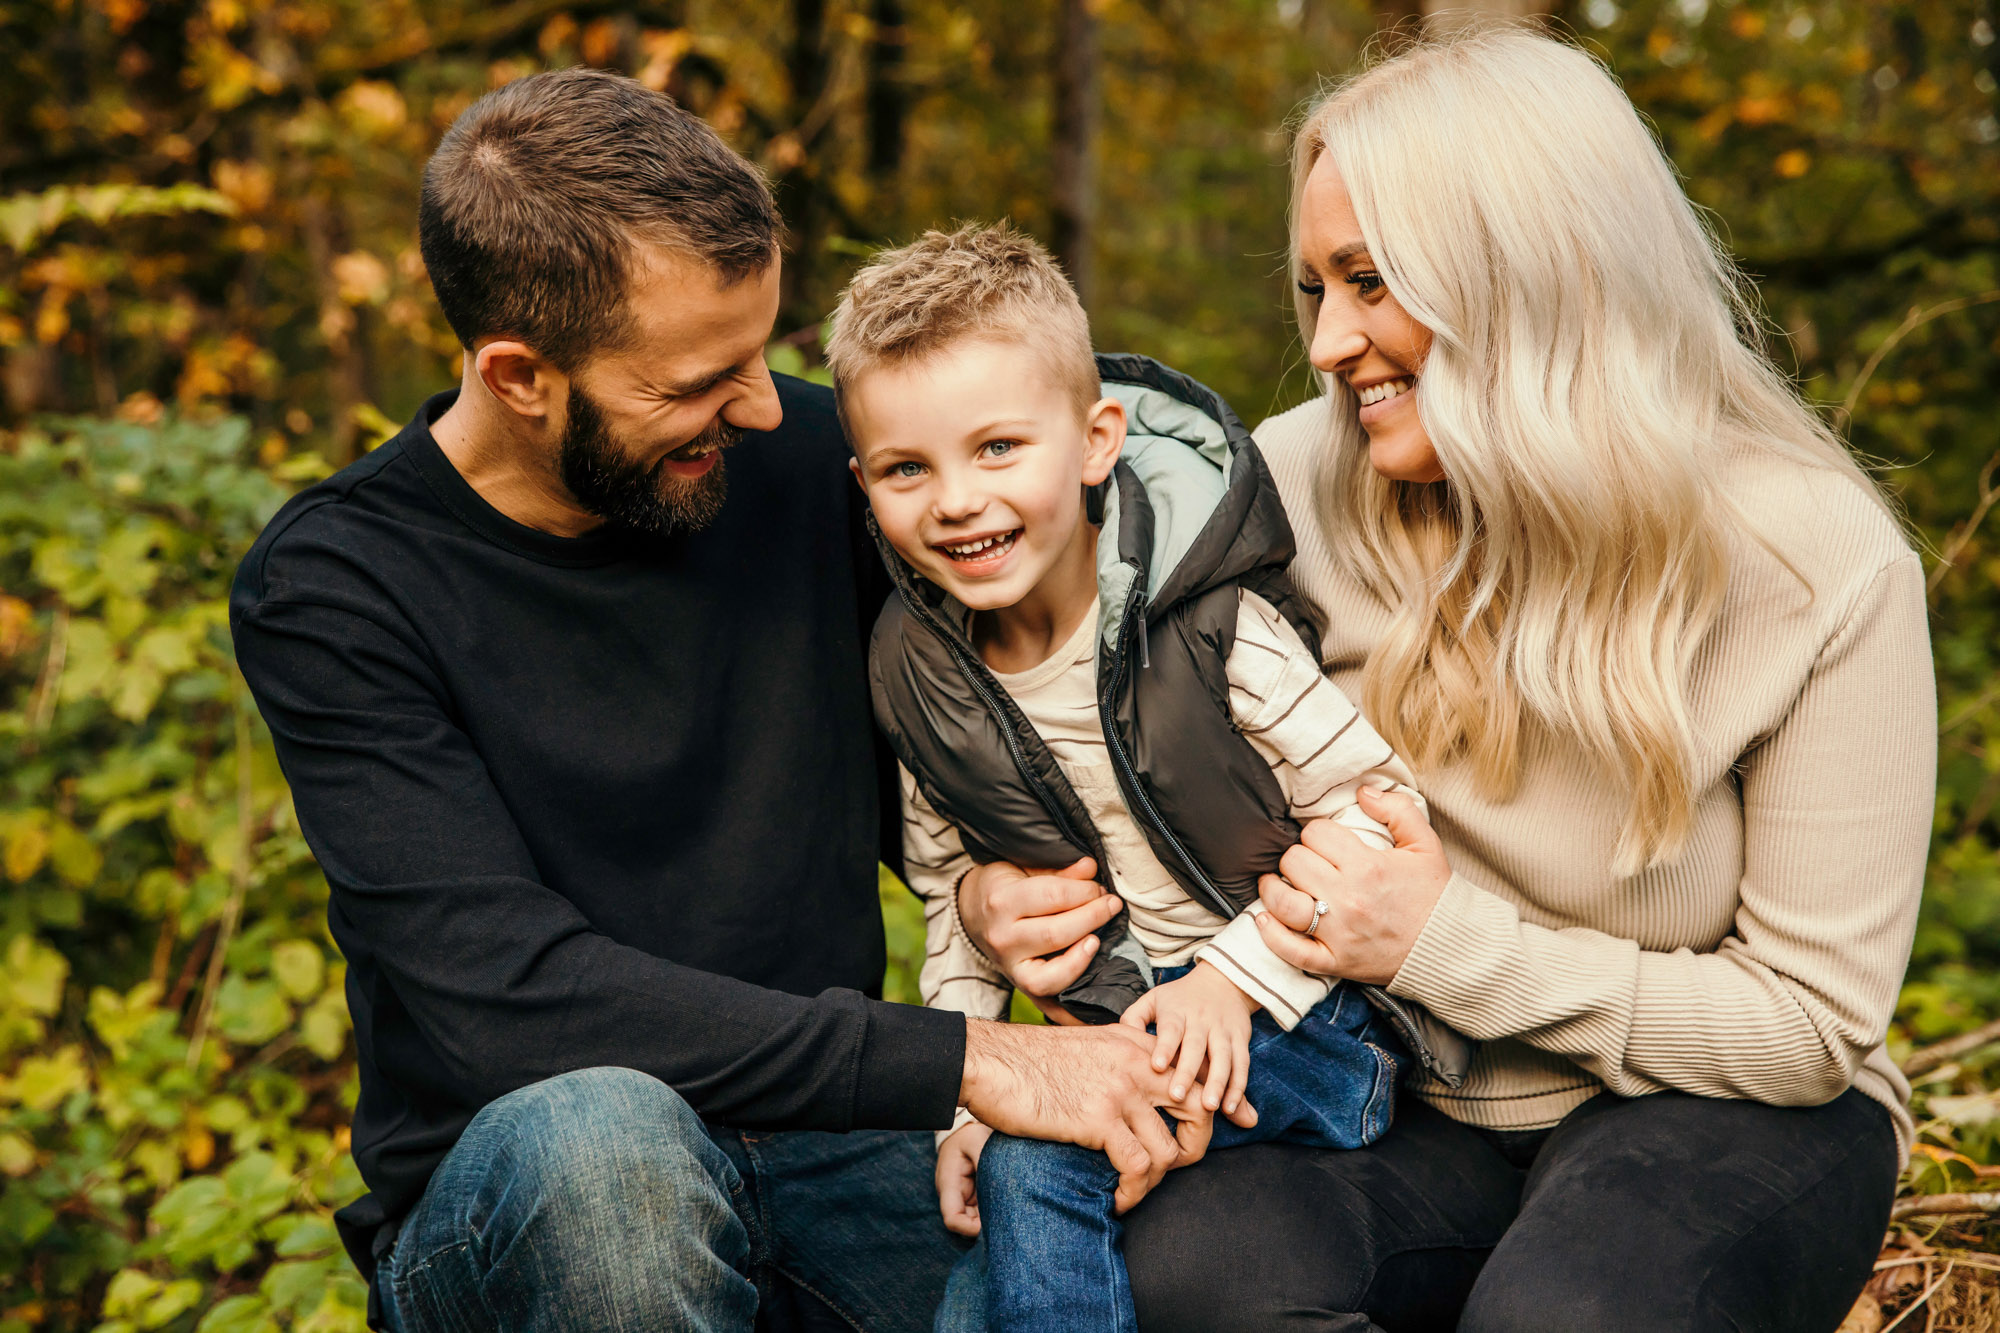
[930,474,986,522]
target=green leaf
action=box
[298,993,348,1061]
[3,933,69,1015]
[102,1267,161,1316]
[142,1279,204,1329]
[272,1213,339,1257]
[195,1295,277,1333]
[49,817,104,887]
[269,940,326,1001]
[213,976,292,1046]
[8,1044,89,1111]
[0,1180,54,1245]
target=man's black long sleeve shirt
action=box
[229,378,965,1279]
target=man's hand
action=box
[959,1018,1248,1214]
[958,858,1120,997]
[1120,962,1258,1117]
[935,1121,994,1237]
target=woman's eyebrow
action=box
[1328,242,1370,267]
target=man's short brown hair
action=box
[419,67,779,372]
[823,223,1098,429]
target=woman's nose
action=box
[1308,304,1368,376]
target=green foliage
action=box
[0,411,361,1330]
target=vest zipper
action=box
[1098,588,1237,921]
[919,598,1102,871]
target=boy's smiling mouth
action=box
[933,528,1022,570]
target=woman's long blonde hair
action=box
[1291,27,1883,874]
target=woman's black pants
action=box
[1122,1088,1897,1332]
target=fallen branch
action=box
[1903,1016,2000,1077]
[1891,1193,2000,1222]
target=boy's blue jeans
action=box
[377,1066,962,1333]
[943,970,1403,1333]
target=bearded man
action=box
[232,67,1210,1333]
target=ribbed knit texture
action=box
[1255,398,1935,1157]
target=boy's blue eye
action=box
[985,440,1015,458]
[892,461,924,479]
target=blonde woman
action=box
[953,28,1934,1331]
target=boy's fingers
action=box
[1201,1037,1230,1112]
[1171,1028,1205,1102]
[1226,1033,1251,1113]
[1152,1012,1185,1074]
[1120,993,1154,1031]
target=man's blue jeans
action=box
[377,1066,964,1333]
[944,975,1403,1333]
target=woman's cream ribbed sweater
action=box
[1254,398,1936,1155]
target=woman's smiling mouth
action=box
[933,528,1021,570]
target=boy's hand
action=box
[936,1121,995,1236]
[1120,962,1259,1116]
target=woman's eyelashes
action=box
[1296,271,1384,298]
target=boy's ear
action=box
[1080,395,1126,487]
[848,456,867,490]
[473,340,562,422]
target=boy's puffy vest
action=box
[869,355,1466,1086]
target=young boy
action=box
[826,224,1462,1332]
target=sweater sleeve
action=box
[1194,589,1429,1029]
[1388,553,1934,1106]
[232,592,964,1134]
[898,766,1005,1143]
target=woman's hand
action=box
[958,856,1122,999]
[1254,788,1453,986]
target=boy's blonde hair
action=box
[824,223,1099,428]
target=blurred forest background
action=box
[1,0,1997,1328]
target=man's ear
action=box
[1080,396,1127,487]
[473,340,563,422]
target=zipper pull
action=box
[1138,626,1150,669]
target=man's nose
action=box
[1308,303,1368,377]
[722,358,784,434]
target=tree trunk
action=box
[866,0,907,187]
[779,0,829,322]
[1050,0,1099,310]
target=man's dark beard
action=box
[557,384,737,537]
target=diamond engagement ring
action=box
[1308,899,1330,939]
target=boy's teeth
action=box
[1358,377,1414,406]
[941,531,1016,557]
